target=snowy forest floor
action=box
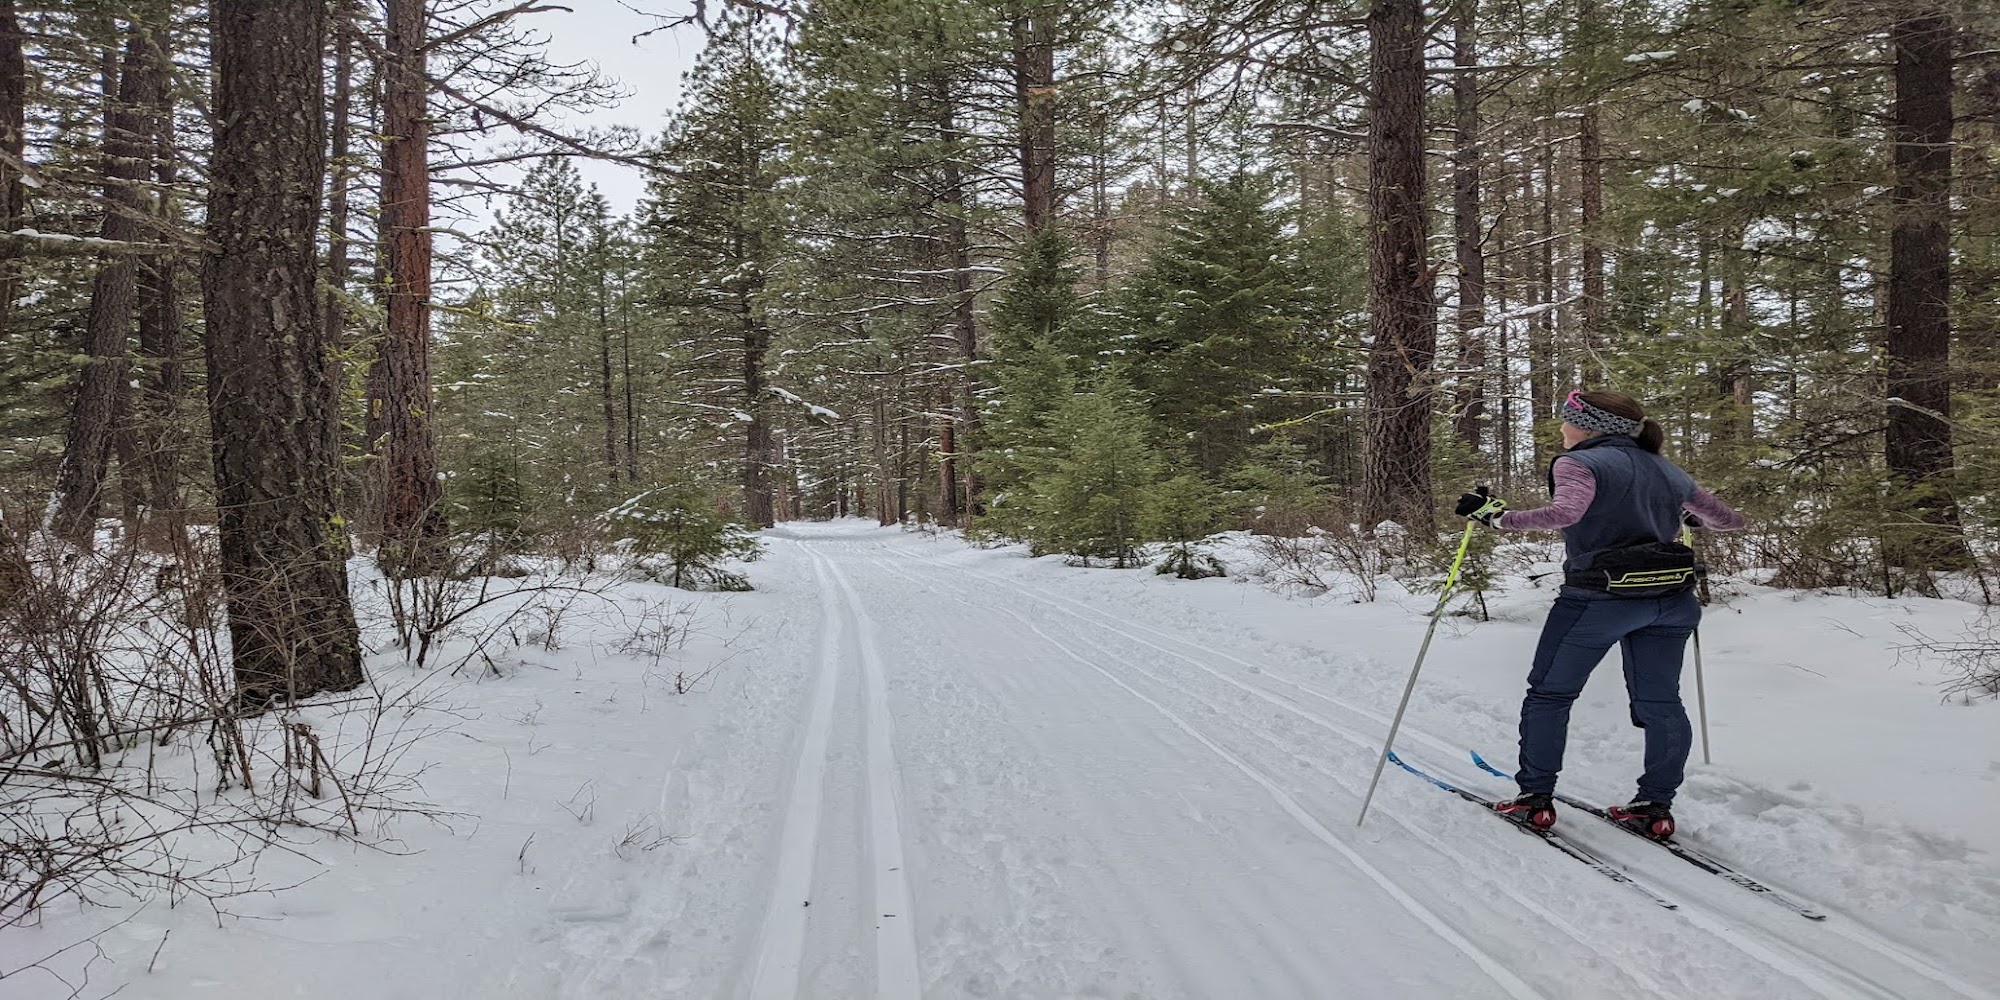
[4,520,1998,999]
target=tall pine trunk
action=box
[205,0,364,704]
[1360,0,1439,532]
[53,30,155,545]
[133,27,183,549]
[622,284,639,481]
[934,62,980,521]
[1884,5,1968,568]
[1012,4,1057,233]
[1575,1,1606,382]
[596,231,617,480]
[1450,0,1486,451]
[0,3,23,365]
[379,0,446,573]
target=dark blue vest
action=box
[1555,435,1696,573]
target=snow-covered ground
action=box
[5,520,1997,999]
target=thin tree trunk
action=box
[1530,136,1556,447]
[1450,0,1486,451]
[874,389,893,527]
[622,282,639,481]
[1576,0,1606,382]
[1011,4,1057,233]
[938,399,958,521]
[1715,251,1754,445]
[134,27,183,549]
[53,30,156,545]
[205,0,364,704]
[379,0,445,574]
[1359,0,1439,532]
[934,66,981,521]
[1884,4,1967,568]
[742,309,775,527]
[0,3,24,358]
[597,230,617,480]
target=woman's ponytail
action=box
[1574,390,1665,452]
[1636,418,1665,454]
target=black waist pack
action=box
[1566,541,1703,597]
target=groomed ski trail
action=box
[871,548,1860,1000]
[789,526,1576,998]
[818,551,923,998]
[872,535,1988,1000]
[746,550,851,1000]
[747,542,924,1000]
[853,539,1817,998]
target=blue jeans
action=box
[1517,588,1702,804]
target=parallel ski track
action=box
[879,543,1981,1000]
[870,552,1875,1000]
[746,548,847,1000]
[861,553,1602,1000]
[819,553,924,999]
[749,542,925,999]
[886,564,1551,1000]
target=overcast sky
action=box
[493,2,706,216]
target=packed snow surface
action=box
[5,521,1997,999]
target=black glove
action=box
[1454,487,1507,528]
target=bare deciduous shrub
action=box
[1895,620,2000,703]
[0,523,452,928]
[1250,523,1397,602]
[362,540,620,676]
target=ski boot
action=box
[1494,792,1557,830]
[1607,800,1676,841]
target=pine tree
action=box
[1025,374,1157,566]
[638,16,785,526]
[1142,473,1227,578]
[204,0,363,704]
[1111,173,1306,476]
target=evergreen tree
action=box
[1230,433,1333,535]
[1023,374,1157,566]
[637,16,786,525]
[465,158,631,507]
[1142,472,1227,578]
[1111,174,1306,476]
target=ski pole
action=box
[1357,517,1479,827]
[1683,524,1712,765]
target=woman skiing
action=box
[1454,389,1743,839]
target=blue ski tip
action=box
[1469,749,1514,780]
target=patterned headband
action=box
[1560,390,1643,436]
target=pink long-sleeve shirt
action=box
[1497,456,1745,533]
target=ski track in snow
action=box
[865,549,1828,999]
[819,549,923,998]
[745,551,848,999]
[11,522,1995,1000]
[865,535,1993,1000]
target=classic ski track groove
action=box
[872,552,1879,1000]
[881,544,1964,1000]
[862,553,1626,1000]
[984,588,1548,1000]
[819,553,924,1000]
[746,548,847,1000]
[944,557,1997,1000]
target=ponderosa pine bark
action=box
[378,0,447,573]
[52,28,156,546]
[205,0,364,704]
[1360,0,1438,532]
[1884,3,1968,568]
